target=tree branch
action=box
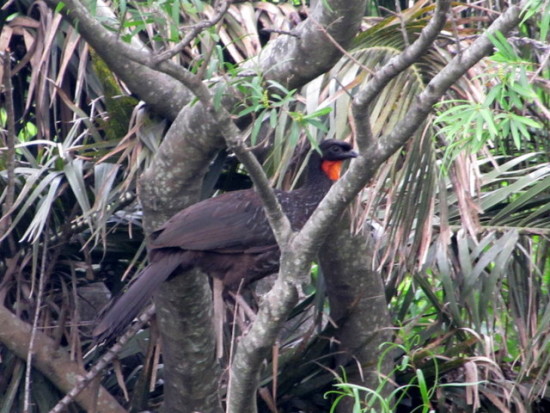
[215,120,293,244]
[53,0,291,242]
[49,306,156,413]
[319,223,394,412]
[301,0,525,261]
[352,0,452,149]
[227,269,299,413]
[151,0,230,65]
[256,0,367,89]
[43,0,191,120]
[227,2,526,411]
[44,1,376,411]
[0,305,126,413]
[53,0,209,101]
[0,52,16,237]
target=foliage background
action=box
[0,0,549,412]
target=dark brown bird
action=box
[93,140,357,341]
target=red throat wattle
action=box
[321,160,343,181]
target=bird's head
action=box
[318,139,358,181]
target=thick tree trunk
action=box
[155,270,222,413]
[34,1,526,412]
[137,1,368,410]
[320,220,394,411]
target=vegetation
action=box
[0,0,548,412]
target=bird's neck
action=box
[278,152,336,231]
[304,152,335,187]
[300,151,335,197]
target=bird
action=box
[93,139,357,341]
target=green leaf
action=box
[514,114,543,129]
[488,31,518,62]
[269,109,278,129]
[237,105,261,117]
[304,107,333,119]
[510,120,521,148]
[305,118,328,132]
[484,83,502,106]
[55,2,66,13]
[492,175,550,224]
[118,0,127,16]
[250,116,264,145]
[479,107,498,138]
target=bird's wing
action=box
[150,190,277,253]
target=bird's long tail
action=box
[93,250,186,342]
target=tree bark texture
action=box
[28,1,528,412]
[0,305,126,413]
[226,2,526,411]
[136,1,368,411]
[258,0,366,88]
[155,269,222,413]
[320,221,394,412]
[44,0,191,120]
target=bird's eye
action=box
[332,146,342,152]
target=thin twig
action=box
[48,305,156,413]
[151,0,230,66]
[57,0,292,246]
[450,6,463,56]
[25,228,49,413]
[0,52,16,237]
[394,0,410,47]
[196,7,226,80]
[1,0,14,10]
[446,225,550,236]
[352,0,452,150]
[309,16,375,76]
[260,28,300,38]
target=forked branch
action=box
[227,2,527,412]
